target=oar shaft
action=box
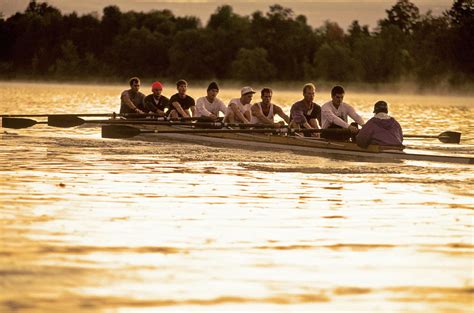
[97,120,274,128]
[1,113,117,118]
[404,135,437,139]
[47,115,277,128]
[0,113,217,120]
[139,128,284,134]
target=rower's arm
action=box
[274,105,290,124]
[122,93,144,114]
[196,99,212,117]
[347,106,365,126]
[143,98,155,113]
[308,119,319,129]
[243,110,252,123]
[322,108,348,128]
[251,104,273,124]
[172,101,189,117]
[230,103,250,124]
[218,100,228,116]
[190,106,196,117]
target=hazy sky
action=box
[1,0,452,30]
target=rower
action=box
[289,83,321,136]
[143,81,170,117]
[250,87,290,128]
[321,85,365,141]
[195,82,227,121]
[356,101,403,148]
[119,77,146,115]
[224,86,255,124]
[167,79,196,118]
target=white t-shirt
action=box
[224,98,252,119]
[321,101,365,128]
[195,96,227,117]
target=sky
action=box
[1,0,452,30]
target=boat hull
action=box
[131,125,474,165]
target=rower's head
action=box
[373,101,388,114]
[240,86,256,105]
[302,83,315,102]
[129,77,141,93]
[151,81,163,97]
[207,81,219,101]
[261,87,273,105]
[176,79,188,97]
[331,85,345,107]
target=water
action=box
[0,82,473,312]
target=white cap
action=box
[241,86,256,95]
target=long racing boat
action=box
[2,115,472,164]
[102,124,474,165]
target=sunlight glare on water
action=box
[0,81,473,312]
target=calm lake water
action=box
[0,81,473,312]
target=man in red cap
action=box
[144,81,169,117]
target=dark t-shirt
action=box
[144,94,170,113]
[119,90,146,114]
[289,100,321,127]
[167,93,195,116]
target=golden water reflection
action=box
[0,82,473,312]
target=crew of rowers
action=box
[119,77,403,148]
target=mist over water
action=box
[0,82,473,312]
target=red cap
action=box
[151,81,163,90]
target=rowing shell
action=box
[128,125,474,164]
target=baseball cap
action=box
[241,86,256,96]
[151,81,163,90]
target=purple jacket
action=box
[356,114,403,148]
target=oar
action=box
[0,113,118,118]
[1,117,47,129]
[2,115,277,129]
[405,131,461,144]
[47,116,266,128]
[0,112,222,122]
[2,115,226,129]
[1,116,86,129]
[101,125,348,139]
[0,112,168,118]
[1,116,163,129]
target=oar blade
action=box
[47,115,85,128]
[1,117,38,129]
[101,125,142,138]
[438,131,461,144]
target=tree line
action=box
[0,0,472,86]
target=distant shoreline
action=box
[1,77,473,97]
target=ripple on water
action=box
[1,92,474,313]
